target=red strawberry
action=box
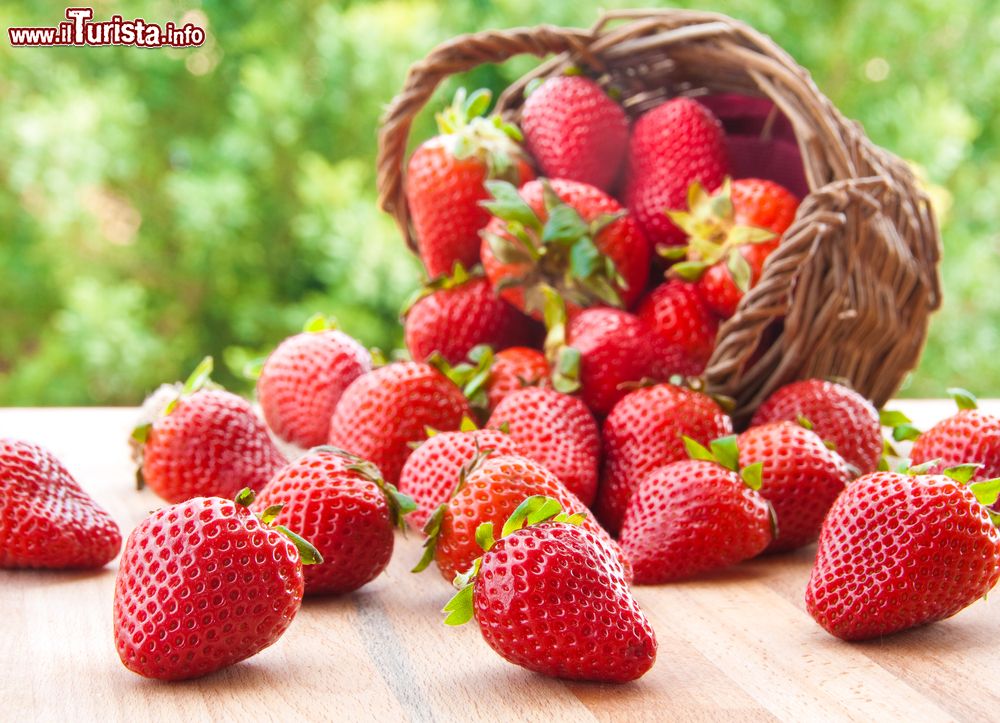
[484,346,550,412]
[481,178,649,317]
[486,386,601,506]
[738,421,851,551]
[404,269,533,365]
[406,88,534,278]
[596,383,732,535]
[0,439,121,569]
[806,469,1000,640]
[637,279,720,377]
[133,358,286,504]
[253,448,415,595]
[668,178,800,319]
[623,98,729,250]
[751,379,881,475]
[910,388,1000,481]
[619,454,772,583]
[520,76,629,192]
[442,497,656,683]
[419,454,624,583]
[398,427,520,530]
[565,307,660,417]
[114,488,321,680]
[327,361,472,484]
[257,315,371,448]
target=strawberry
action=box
[417,454,624,583]
[480,178,649,317]
[596,383,732,535]
[737,421,851,551]
[806,468,1000,640]
[667,178,800,319]
[636,279,720,377]
[486,386,601,506]
[253,447,415,595]
[327,361,472,484]
[441,496,656,683]
[403,267,533,365]
[750,379,881,475]
[564,307,660,417]
[520,75,629,192]
[623,98,729,250]
[114,488,322,680]
[0,439,121,569]
[909,388,1000,481]
[484,346,550,412]
[406,88,534,278]
[132,358,286,504]
[619,437,773,583]
[398,427,520,530]
[256,314,371,448]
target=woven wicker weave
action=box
[376,9,942,422]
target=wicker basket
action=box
[376,9,942,422]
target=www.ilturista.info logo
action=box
[8,8,205,48]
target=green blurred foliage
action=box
[1,0,998,404]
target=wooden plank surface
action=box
[0,400,997,722]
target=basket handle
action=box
[376,24,597,250]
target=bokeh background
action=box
[2,0,998,405]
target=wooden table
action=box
[1,401,998,722]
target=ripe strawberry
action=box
[442,497,656,683]
[636,279,720,377]
[484,346,550,412]
[520,76,629,192]
[751,379,881,475]
[738,421,851,551]
[565,307,660,417]
[327,361,472,484]
[668,178,800,319]
[619,451,772,583]
[398,427,520,530]
[596,383,732,535]
[0,439,121,569]
[623,98,729,250]
[132,358,286,504]
[806,469,1000,640]
[253,448,415,595]
[910,388,1000,480]
[406,88,534,278]
[486,387,601,506]
[480,178,649,317]
[256,314,371,448]
[114,488,322,680]
[404,269,533,365]
[419,454,624,583]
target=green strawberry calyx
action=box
[424,344,495,413]
[312,445,417,531]
[130,356,217,491]
[441,496,585,626]
[401,262,482,318]
[878,408,923,470]
[233,487,324,566]
[683,434,778,538]
[663,179,776,292]
[901,461,1000,523]
[435,88,528,182]
[411,440,499,573]
[947,387,979,411]
[482,178,628,314]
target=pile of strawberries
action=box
[2,74,1000,687]
[402,79,801,415]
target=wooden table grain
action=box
[1,401,998,722]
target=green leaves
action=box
[275,525,324,566]
[552,346,582,394]
[740,462,764,490]
[879,408,922,441]
[475,522,496,553]
[683,435,715,463]
[709,435,740,472]
[182,356,214,396]
[727,251,753,293]
[482,180,541,230]
[303,313,336,333]
[131,423,151,444]
[948,387,979,410]
[683,434,766,490]
[442,584,475,626]
[234,487,256,507]
[970,478,1000,507]
[501,495,564,538]
[259,504,284,525]
[412,504,446,573]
